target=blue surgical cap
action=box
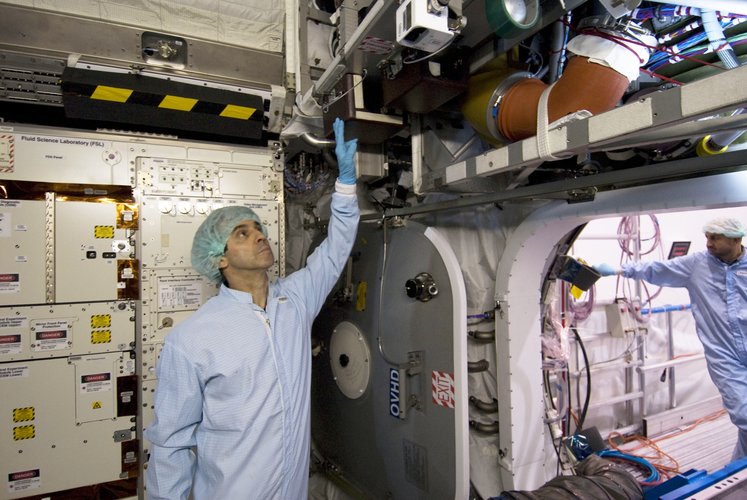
[702,217,745,238]
[191,206,267,283]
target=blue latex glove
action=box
[334,117,358,185]
[593,263,617,277]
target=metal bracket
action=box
[112,429,132,443]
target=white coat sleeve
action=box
[621,254,698,288]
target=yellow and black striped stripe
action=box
[61,67,265,140]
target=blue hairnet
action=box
[702,217,745,238]
[191,206,267,283]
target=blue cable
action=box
[640,303,691,315]
[597,450,660,483]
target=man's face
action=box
[218,220,274,274]
[705,232,742,262]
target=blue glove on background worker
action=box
[334,117,357,185]
[593,263,618,276]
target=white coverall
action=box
[622,249,747,460]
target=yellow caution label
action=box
[92,401,102,410]
[159,95,198,111]
[91,330,112,344]
[570,285,583,300]
[13,407,35,422]
[94,225,115,238]
[90,314,111,328]
[91,85,133,103]
[13,425,35,440]
[220,104,256,120]
[356,281,368,312]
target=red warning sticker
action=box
[0,334,22,356]
[80,372,112,394]
[8,468,41,493]
[36,330,66,340]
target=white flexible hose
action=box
[700,8,740,69]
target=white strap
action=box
[536,82,564,161]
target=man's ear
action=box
[218,255,228,270]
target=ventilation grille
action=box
[1,67,62,105]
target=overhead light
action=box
[485,0,540,38]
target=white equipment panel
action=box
[0,123,282,498]
[135,155,283,482]
[140,271,216,347]
[136,157,281,199]
[0,353,137,499]
[55,201,136,303]
[139,195,282,277]
[0,199,47,306]
[0,302,135,362]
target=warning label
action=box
[32,329,68,352]
[31,320,71,352]
[7,468,41,493]
[80,372,112,393]
[0,273,20,294]
[0,334,22,356]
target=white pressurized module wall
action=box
[0,124,282,498]
[0,0,285,53]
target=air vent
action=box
[0,67,62,105]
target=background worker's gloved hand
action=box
[334,117,358,185]
[593,263,618,277]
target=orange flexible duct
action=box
[497,56,630,142]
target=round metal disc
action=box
[329,321,371,399]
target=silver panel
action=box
[0,4,284,89]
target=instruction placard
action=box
[158,276,204,310]
[0,365,29,379]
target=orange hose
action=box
[497,56,630,142]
